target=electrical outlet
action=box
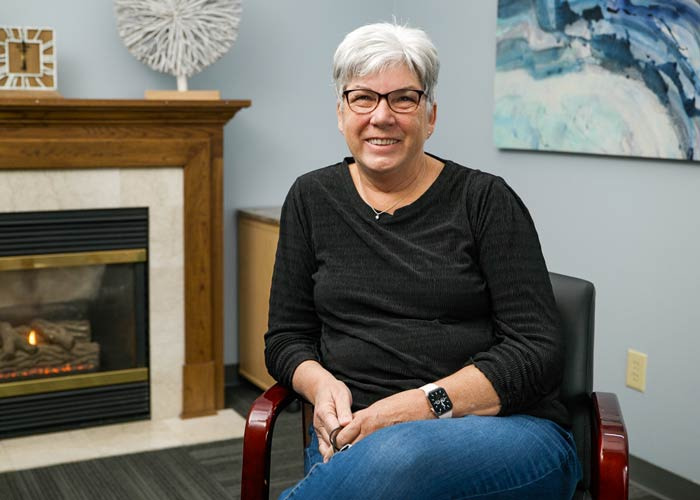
[626,349,647,392]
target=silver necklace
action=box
[369,191,412,220]
[364,160,426,221]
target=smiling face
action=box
[337,64,436,177]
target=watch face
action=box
[428,387,453,415]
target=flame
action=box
[27,330,37,346]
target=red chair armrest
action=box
[592,392,629,500]
[241,383,298,500]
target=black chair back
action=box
[549,272,595,492]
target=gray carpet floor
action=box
[0,381,304,500]
[0,380,665,499]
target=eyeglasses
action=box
[342,88,425,114]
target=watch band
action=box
[420,383,453,419]
[420,383,439,394]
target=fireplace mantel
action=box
[0,98,251,418]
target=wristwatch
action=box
[420,383,453,419]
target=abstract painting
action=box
[494,0,700,161]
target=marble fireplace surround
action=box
[0,99,250,421]
[0,169,248,473]
[0,167,185,420]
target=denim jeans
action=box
[279,414,581,499]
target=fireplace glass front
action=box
[0,208,149,438]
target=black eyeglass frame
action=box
[342,88,426,114]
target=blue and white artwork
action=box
[494,0,700,161]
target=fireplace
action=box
[0,208,150,438]
[0,99,250,422]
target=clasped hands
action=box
[312,380,432,463]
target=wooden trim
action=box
[184,143,213,365]
[0,137,203,169]
[211,132,226,409]
[0,98,249,124]
[182,361,216,418]
[0,98,250,418]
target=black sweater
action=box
[264,157,568,427]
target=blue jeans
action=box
[279,415,581,499]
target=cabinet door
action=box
[237,216,279,389]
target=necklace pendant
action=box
[375,214,380,220]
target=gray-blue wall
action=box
[3,0,699,486]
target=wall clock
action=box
[0,26,57,91]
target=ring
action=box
[329,426,344,452]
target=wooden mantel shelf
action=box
[0,98,251,124]
[0,97,251,418]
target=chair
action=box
[241,273,628,499]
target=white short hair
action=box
[332,22,439,106]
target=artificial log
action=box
[30,319,76,350]
[1,342,99,372]
[0,319,99,378]
[53,320,92,341]
[0,322,38,360]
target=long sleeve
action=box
[264,179,322,388]
[262,160,567,425]
[468,176,564,415]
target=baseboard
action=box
[224,363,242,388]
[630,455,700,500]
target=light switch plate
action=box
[626,349,647,392]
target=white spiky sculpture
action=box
[114,0,242,91]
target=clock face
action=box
[0,26,56,90]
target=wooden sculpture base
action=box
[144,90,220,100]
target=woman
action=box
[265,22,581,499]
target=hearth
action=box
[0,208,150,438]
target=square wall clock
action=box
[0,26,56,91]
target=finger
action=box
[318,428,333,463]
[315,404,341,434]
[314,405,337,428]
[314,424,331,448]
[318,440,333,463]
[337,419,362,446]
[334,391,353,427]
